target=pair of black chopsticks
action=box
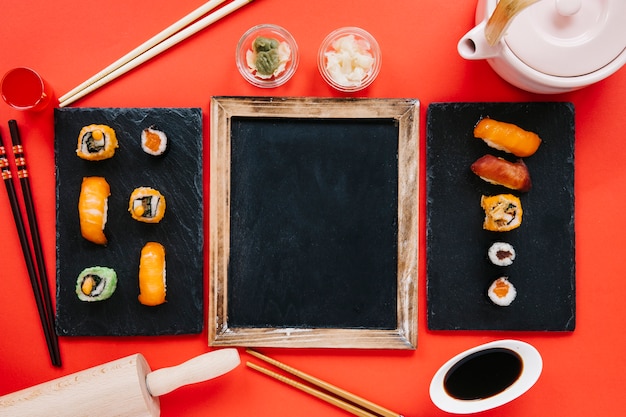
[0,120,61,367]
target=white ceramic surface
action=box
[429,339,543,414]
[457,0,626,93]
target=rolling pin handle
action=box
[146,348,241,397]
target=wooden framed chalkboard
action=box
[209,97,419,349]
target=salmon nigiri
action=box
[474,117,542,157]
[138,242,166,306]
[78,176,110,245]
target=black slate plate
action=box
[55,108,203,336]
[426,102,575,331]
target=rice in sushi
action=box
[141,126,168,156]
[487,277,517,306]
[76,266,117,302]
[488,242,516,266]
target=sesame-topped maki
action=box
[129,187,166,223]
[76,124,118,161]
[488,242,516,266]
[76,266,117,302]
[141,126,168,156]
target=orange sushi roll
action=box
[78,177,110,245]
[138,242,166,306]
[128,187,166,223]
[76,124,118,161]
[481,194,523,232]
[474,118,542,157]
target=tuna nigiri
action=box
[78,176,110,245]
[471,154,532,192]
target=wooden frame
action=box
[209,97,419,349]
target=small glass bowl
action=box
[318,27,382,93]
[236,24,299,88]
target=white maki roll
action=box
[487,277,517,307]
[488,242,516,266]
[141,126,168,156]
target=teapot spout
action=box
[457,21,501,60]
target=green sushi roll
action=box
[76,266,117,302]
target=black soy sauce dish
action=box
[429,340,542,414]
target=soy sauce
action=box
[444,348,523,400]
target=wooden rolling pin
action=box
[0,348,240,416]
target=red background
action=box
[1,1,625,416]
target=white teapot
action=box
[458,0,626,94]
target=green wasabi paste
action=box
[252,36,281,76]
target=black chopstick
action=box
[3,122,61,367]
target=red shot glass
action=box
[1,67,53,111]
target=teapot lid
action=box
[505,0,626,77]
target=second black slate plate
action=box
[426,102,575,331]
[55,108,203,336]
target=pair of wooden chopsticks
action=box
[247,350,402,417]
[0,120,61,367]
[58,0,253,107]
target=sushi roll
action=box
[488,242,516,266]
[76,124,118,161]
[141,126,168,156]
[78,176,110,245]
[481,194,523,232]
[76,266,117,302]
[487,277,517,306]
[128,187,166,223]
[138,242,166,306]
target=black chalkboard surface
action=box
[209,97,419,349]
[229,117,398,329]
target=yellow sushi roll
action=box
[129,187,166,223]
[138,242,166,306]
[480,194,523,232]
[76,124,118,161]
[78,177,110,245]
